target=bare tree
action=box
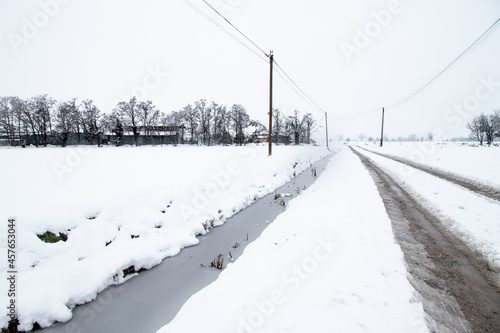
[182,103,199,144]
[0,97,15,145]
[8,97,26,144]
[196,99,212,145]
[109,110,124,145]
[21,99,39,147]
[212,103,230,145]
[287,110,302,145]
[54,98,78,147]
[491,110,500,139]
[31,94,56,146]
[230,104,250,145]
[164,110,182,126]
[301,113,316,144]
[80,99,102,146]
[272,108,283,144]
[482,114,495,146]
[116,97,140,146]
[467,114,488,146]
[137,100,159,136]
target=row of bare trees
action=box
[272,109,316,145]
[1,95,316,147]
[170,99,263,146]
[466,110,500,146]
[0,95,160,147]
[0,95,260,147]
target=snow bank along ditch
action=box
[0,145,330,331]
[157,147,428,333]
[41,150,335,333]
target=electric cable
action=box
[387,17,500,109]
[330,17,499,121]
[183,0,328,121]
[182,0,268,62]
[201,0,269,58]
[273,60,326,116]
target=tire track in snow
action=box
[356,146,500,203]
[353,146,500,291]
[352,147,500,333]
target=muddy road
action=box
[352,148,500,333]
[356,146,500,202]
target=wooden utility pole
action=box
[380,107,385,147]
[268,51,274,156]
[325,112,329,149]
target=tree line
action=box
[466,110,500,146]
[0,95,317,147]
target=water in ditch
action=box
[40,152,335,333]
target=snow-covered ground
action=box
[353,144,500,275]
[359,141,500,188]
[157,148,428,333]
[0,144,329,331]
[4,142,497,332]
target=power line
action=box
[387,17,500,109]
[184,0,328,122]
[273,60,326,116]
[181,0,268,62]
[201,0,269,58]
[273,67,324,119]
[272,68,313,111]
[331,17,499,122]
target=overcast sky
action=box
[1,0,499,142]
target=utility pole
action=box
[268,51,274,156]
[325,112,329,150]
[380,107,385,147]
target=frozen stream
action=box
[40,153,334,333]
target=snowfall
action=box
[1,142,499,332]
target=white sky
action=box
[1,0,499,142]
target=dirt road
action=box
[352,147,500,333]
[357,146,500,202]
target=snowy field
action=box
[157,147,428,333]
[158,142,500,333]
[0,144,329,331]
[3,142,498,332]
